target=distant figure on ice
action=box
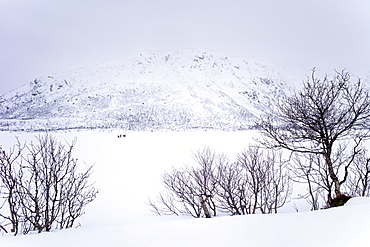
[117,134,126,138]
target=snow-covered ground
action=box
[0,130,369,246]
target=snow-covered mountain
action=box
[0,49,291,131]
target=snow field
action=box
[0,130,369,246]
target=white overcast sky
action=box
[1,0,370,94]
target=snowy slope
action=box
[0,130,369,247]
[0,49,291,131]
[2,200,369,247]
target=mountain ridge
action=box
[0,49,291,131]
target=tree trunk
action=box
[325,154,342,198]
[200,195,211,218]
[333,180,342,198]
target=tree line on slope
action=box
[0,134,98,235]
[150,69,370,217]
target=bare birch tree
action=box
[150,148,219,218]
[257,69,370,204]
[0,134,98,235]
[18,134,98,233]
[216,160,250,215]
[345,147,370,197]
[236,147,291,214]
[150,147,292,217]
[0,141,23,235]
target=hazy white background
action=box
[1,0,370,94]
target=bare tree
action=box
[290,154,324,210]
[19,135,71,233]
[259,152,291,214]
[0,141,23,235]
[237,147,291,214]
[150,148,219,218]
[150,147,292,217]
[345,147,370,197]
[58,165,98,229]
[216,160,250,215]
[237,148,266,214]
[257,69,370,203]
[160,166,203,217]
[0,134,98,235]
[190,148,219,217]
[18,134,98,233]
[147,192,180,216]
